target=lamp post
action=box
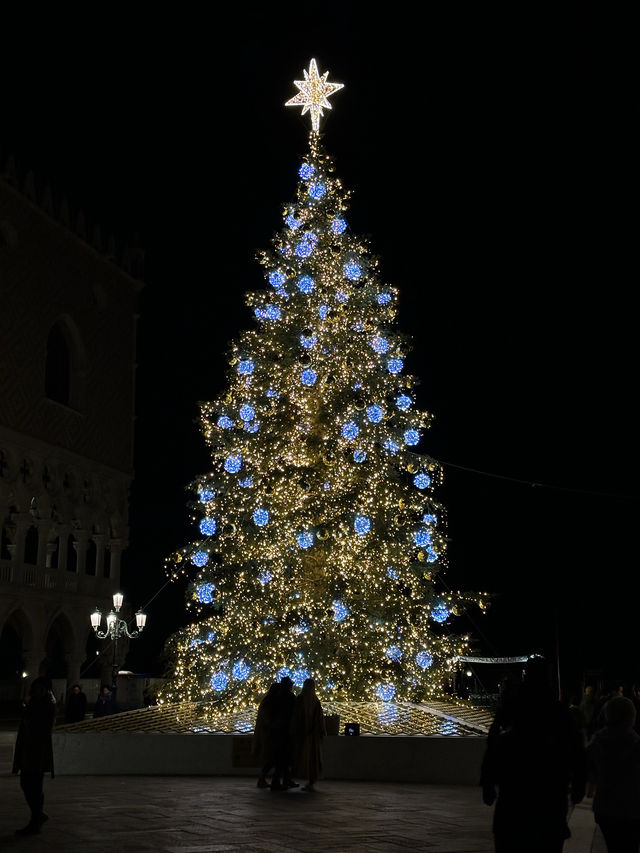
[90,592,147,694]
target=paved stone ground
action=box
[0,775,495,852]
[0,774,606,853]
[0,731,604,852]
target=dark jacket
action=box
[481,685,587,838]
[12,692,56,777]
[252,684,280,764]
[587,725,640,820]
[64,689,87,723]
[94,690,119,717]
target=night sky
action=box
[2,6,635,695]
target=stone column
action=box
[45,542,57,569]
[72,530,89,574]
[36,520,52,568]
[93,534,106,578]
[57,525,70,571]
[108,539,125,585]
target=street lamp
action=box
[90,592,147,694]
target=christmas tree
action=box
[161,60,485,712]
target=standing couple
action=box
[253,676,326,792]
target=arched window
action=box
[66,534,77,572]
[0,624,22,678]
[44,618,71,679]
[1,525,11,560]
[45,325,71,405]
[24,526,38,565]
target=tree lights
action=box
[160,60,486,713]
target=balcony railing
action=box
[0,559,111,595]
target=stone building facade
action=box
[0,155,144,702]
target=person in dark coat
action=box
[270,676,298,791]
[252,682,279,787]
[480,655,587,853]
[291,677,326,791]
[93,684,119,717]
[64,683,87,723]
[12,676,56,836]
[587,695,640,852]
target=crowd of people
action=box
[252,675,326,792]
[480,658,640,852]
[10,665,640,850]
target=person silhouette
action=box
[64,683,87,723]
[12,676,56,836]
[93,684,119,717]
[270,677,298,791]
[480,655,587,853]
[587,695,640,852]
[292,677,326,792]
[252,682,279,788]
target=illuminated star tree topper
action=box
[285,58,344,133]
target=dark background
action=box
[2,5,635,696]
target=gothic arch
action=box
[0,521,11,560]
[0,607,34,665]
[43,610,77,679]
[23,523,38,564]
[44,314,88,410]
[0,623,21,678]
[0,608,33,704]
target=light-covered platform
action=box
[51,699,494,784]
[55,697,494,736]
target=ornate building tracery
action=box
[0,153,143,700]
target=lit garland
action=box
[159,61,488,715]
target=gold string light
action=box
[158,64,486,718]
